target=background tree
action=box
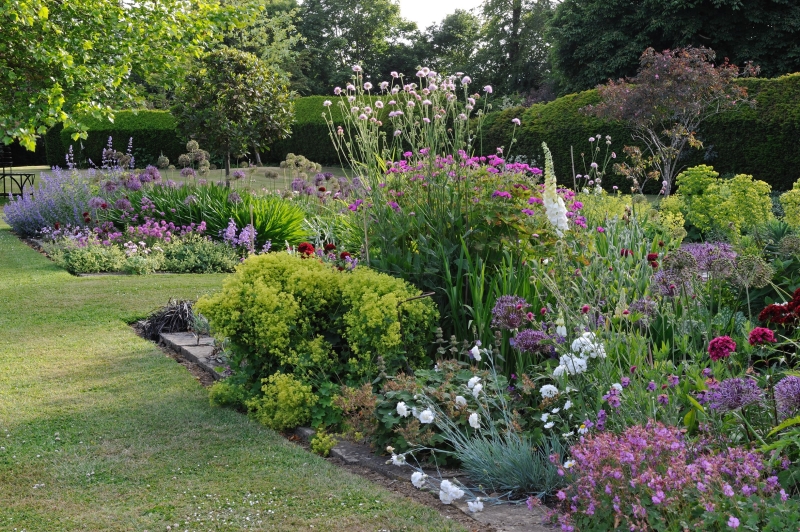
[0,0,256,151]
[475,0,554,96]
[424,10,482,76]
[584,46,757,196]
[172,48,293,178]
[294,0,417,94]
[548,0,800,94]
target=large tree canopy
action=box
[1,0,256,150]
[294,0,416,93]
[548,0,800,94]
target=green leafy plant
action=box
[245,372,318,431]
[310,429,338,457]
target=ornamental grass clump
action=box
[551,421,789,532]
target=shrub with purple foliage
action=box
[3,168,94,236]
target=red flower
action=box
[318,186,326,192]
[100,203,108,210]
[297,242,315,256]
[708,336,736,361]
[748,327,776,346]
[54,222,60,230]
[581,305,590,314]
[650,261,659,269]
[339,251,351,260]
[658,240,665,247]
[647,253,659,261]
[82,212,89,217]
[324,243,336,252]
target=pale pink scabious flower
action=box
[462,75,472,84]
[422,99,432,106]
[483,85,492,93]
[358,114,367,120]
[407,101,415,107]
[363,82,372,90]
[379,81,389,90]
[352,65,362,72]
[394,130,402,137]
[346,83,355,91]
[512,118,521,126]
[375,101,384,109]
[390,71,399,78]
[334,87,342,95]
[323,100,332,107]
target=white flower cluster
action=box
[467,376,482,398]
[541,142,569,236]
[438,479,465,505]
[398,402,435,424]
[552,332,606,377]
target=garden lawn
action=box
[0,219,464,532]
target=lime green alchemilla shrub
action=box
[245,372,317,431]
[195,252,439,390]
[781,180,800,228]
[675,165,773,239]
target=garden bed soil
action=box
[151,329,555,532]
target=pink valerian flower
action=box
[551,421,778,531]
[709,336,736,361]
[748,327,776,345]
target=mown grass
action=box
[0,218,464,532]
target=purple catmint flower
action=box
[707,378,763,413]
[774,376,800,420]
[491,295,530,331]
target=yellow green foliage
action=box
[310,429,338,457]
[576,191,631,226]
[780,180,800,228]
[674,165,773,238]
[246,372,318,431]
[195,252,438,386]
[208,380,248,408]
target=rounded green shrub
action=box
[46,242,126,274]
[194,252,439,388]
[208,380,249,409]
[245,372,318,431]
[780,180,800,229]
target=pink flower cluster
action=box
[708,336,736,361]
[551,422,778,531]
[120,218,206,244]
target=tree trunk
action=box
[253,144,263,166]
[225,150,231,188]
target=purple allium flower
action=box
[682,242,737,279]
[102,180,118,193]
[707,378,763,413]
[88,197,105,210]
[775,376,800,420]
[232,169,246,180]
[227,192,242,204]
[509,329,551,354]
[114,198,132,211]
[491,295,530,330]
[180,167,197,178]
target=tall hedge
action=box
[57,110,185,168]
[480,73,800,192]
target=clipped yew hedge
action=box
[480,73,800,191]
[49,110,185,168]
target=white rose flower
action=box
[540,385,559,399]
[419,409,435,424]
[411,472,426,488]
[472,383,483,398]
[467,499,484,513]
[467,376,481,389]
[468,412,480,429]
[396,401,410,418]
[455,395,467,408]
